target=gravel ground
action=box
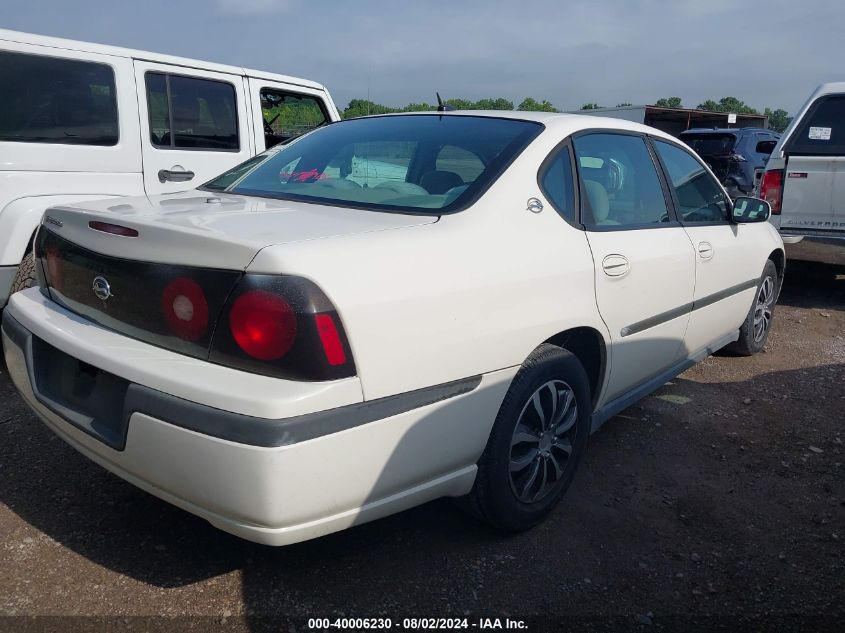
[1,258,843,633]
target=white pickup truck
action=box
[0,29,341,306]
[760,82,845,264]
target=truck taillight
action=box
[209,274,355,381]
[760,169,783,215]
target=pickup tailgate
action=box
[781,155,845,234]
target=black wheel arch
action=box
[543,327,606,410]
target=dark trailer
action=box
[569,105,769,136]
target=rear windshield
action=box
[679,133,737,155]
[785,94,845,156]
[203,115,542,214]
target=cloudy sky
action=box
[2,0,842,114]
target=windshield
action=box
[203,115,543,214]
[679,133,738,156]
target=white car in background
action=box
[2,112,784,545]
[0,28,340,307]
[760,82,845,264]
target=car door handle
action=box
[602,254,630,277]
[158,168,195,183]
[697,242,714,260]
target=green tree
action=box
[342,99,400,119]
[443,98,474,110]
[697,97,759,115]
[517,97,557,112]
[764,107,791,133]
[654,96,683,108]
[616,102,633,108]
[580,103,601,110]
[474,97,514,110]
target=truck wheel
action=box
[726,259,778,356]
[467,344,591,532]
[9,253,36,295]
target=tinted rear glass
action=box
[785,94,845,156]
[203,115,543,214]
[678,133,737,155]
[0,50,118,146]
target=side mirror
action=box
[755,140,777,155]
[732,196,771,223]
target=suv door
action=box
[651,138,761,354]
[573,132,696,403]
[134,61,254,195]
[247,79,333,152]
[780,94,845,234]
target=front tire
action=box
[9,253,36,295]
[468,344,591,532]
[726,259,778,356]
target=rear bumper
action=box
[0,265,16,308]
[781,234,845,266]
[2,290,513,545]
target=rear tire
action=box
[9,253,36,295]
[467,344,591,532]
[725,259,778,356]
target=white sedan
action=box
[2,111,784,545]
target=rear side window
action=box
[540,147,576,222]
[145,72,239,151]
[653,140,729,223]
[0,50,118,146]
[785,94,845,156]
[573,133,669,227]
[260,88,328,149]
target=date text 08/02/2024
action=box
[307,617,528,630]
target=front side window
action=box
[572,133,669,227]
[785,94,845,156]
[0,50,117,146]
[203,115,542,214]
[145,72,239,151]
[260,88,328,149]
[654,140,729,223]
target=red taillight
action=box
[760,169,783,215]
[88,221,139,237]
[314,313,347,366]
[229,290,297,361]
[161,277,209,342]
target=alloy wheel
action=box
[509,379,579,503]
[753,275,775,343]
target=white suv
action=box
[760,82,845,264]
[2,112,784,545]
[0,28,340,307]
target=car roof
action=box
[0,28,328,91]
[361,110,682,142]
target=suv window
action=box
[260,88,328,149]
[540,147,576,222]
[145,72,239,151]
[678,132,737,156]
[786,94,845,156]
[0,50,118,146]
[654,140,729,223]
[572,133,669,227]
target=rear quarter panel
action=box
[248,129,609,401]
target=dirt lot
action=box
[1,258,843,633]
